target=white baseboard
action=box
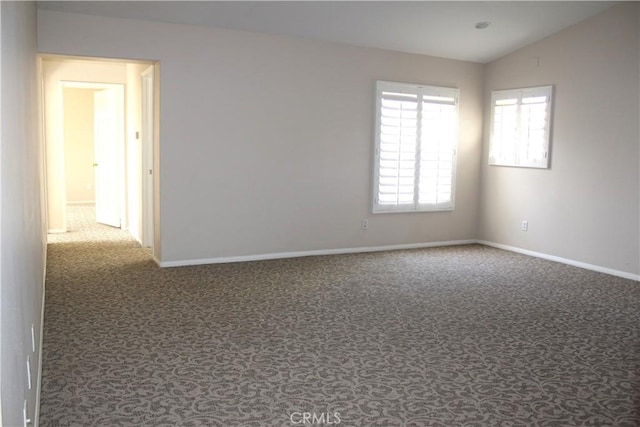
[477,240,640,281]
[154,239,639,281]
[47,228,66,234]
[157,240,477,268]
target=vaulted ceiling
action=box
[37,1,618,63]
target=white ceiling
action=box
[37,1,618,63]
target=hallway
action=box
[48,205,135,244]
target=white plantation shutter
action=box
[374,81,458,212]
[419,94,457,208]
[378,89,418,207]
[489,86,553,168]
[490,97,518,165]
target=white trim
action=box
[158,240,477,268]
[141,66,155,250]
[60,81,121,90]
[157,239,640,281]
[47,228,66,234]
[477,240,640,282]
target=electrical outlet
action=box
[361,219,368,230]
[521,220,529,232]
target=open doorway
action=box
[61,82,124,229]
[41,56,158,254]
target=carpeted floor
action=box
[40,207,640,426]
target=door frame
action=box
[59,81,126,230]
[141,66,155,249]
[40,55,160,259]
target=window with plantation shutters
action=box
[373,81,459,213]
[489,85,553,168]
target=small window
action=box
[373,81,459,213]
[489,85,553,168]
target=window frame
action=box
[488,85,553,169]
[373,80,459,214]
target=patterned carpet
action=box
[47,205,133,244]
[40,208,640,426]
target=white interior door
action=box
[94,88,122,228]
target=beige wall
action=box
[37,9,485,264]
[1,2,46,426]
[63,87,95,203]
[36,5,639,277]
[479,3,640,276]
